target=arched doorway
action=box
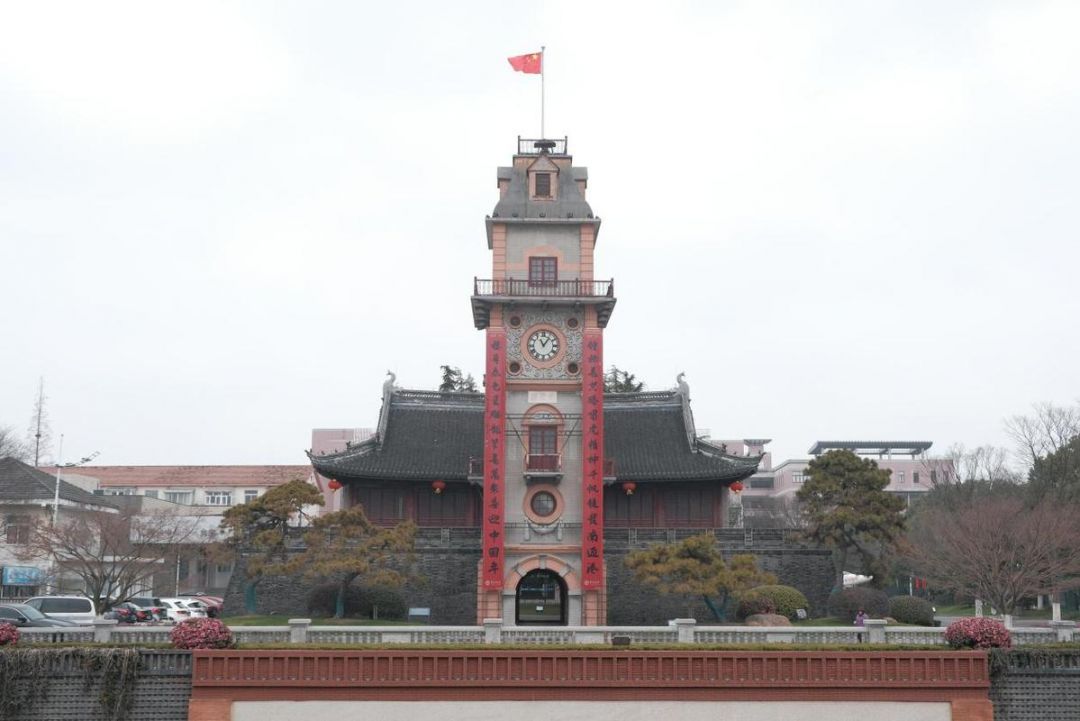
[515,569,567,625]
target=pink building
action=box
[736,441,952,511]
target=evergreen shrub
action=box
[889,595,936,625]
[827,587,890,621]
[740,585,809,620]
[735,594,776,621]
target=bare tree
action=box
[905,495,1080,615]
[925,443,1022,488]
[0,424,31,462]
[26,378,53,466]
[18,508,202,612]
[1006,402,1080,471]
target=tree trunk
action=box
[703,594,724,621]
[244,582,258,615]
[335,581,348,619]
[833,547,849,592]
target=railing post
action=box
[93,618,118,644]
[288,618,311,644]
[864,619,887,644]
[673,618,696,643]
[1050,620,1076,643]
[483,618,503,644]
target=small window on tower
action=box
[534,172,552,198]
[529,257,557,286]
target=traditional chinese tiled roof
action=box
[40,465,311,488]
[308,389,759,484]
[0,457,118,509]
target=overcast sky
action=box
[1,1,1078,468]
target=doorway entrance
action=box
[515,569,567,625]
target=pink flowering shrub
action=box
[170,618,235,650]
[0,621,19,646]
[944,617,1011,649]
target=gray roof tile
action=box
[309,390,758,484]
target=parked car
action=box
[0,603,79,627]
[106,602,154,624]
[179,592,223,617]
[158,598,207,623]
[126,597,169,622]
[24,596,96,625]
[180,598,220,618]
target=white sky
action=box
[1,1,1078,467]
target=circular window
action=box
[530,491,557,517]
[566,317,579,329]
[509,316,522,328]
[508,361,522,374]
[567,362,580,375]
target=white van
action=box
[24,596,97,625]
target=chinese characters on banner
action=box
[580,331,605,589]
[481,329,507,588]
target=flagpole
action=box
[540,45,545,139]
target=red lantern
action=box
[622,481,637,496]
[327,479,342,491]
[729,481,744,493]
[432,479,447,495]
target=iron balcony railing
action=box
[469,457,614,477]
[526,454,561,472]
[474,278,614,298]
[518,136,568,155]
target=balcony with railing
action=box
[469,456,615,482]
[525,453,561,480]
[517,136,568,155]
[471,277,616,329]
[474,277,614,299]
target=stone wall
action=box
[989,649,1080,721]
[223,529,482,624]
[0,649,191,721]
[225,527,832,625]
[603,529,834,624]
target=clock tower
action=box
[471,137,616,626]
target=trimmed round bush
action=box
[944,617,1011,649]
[827,587,890,622]
[170,618,235,650]
[736,594,776,621]
[306,584,407,620]
[889,595,936,626]
[0,621,19,646]
[357,585,408,620]
[741,585,809,621]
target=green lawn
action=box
[225,616,419,626]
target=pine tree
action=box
[796,450,907,591]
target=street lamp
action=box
[51,433,100,525]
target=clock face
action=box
[527,329,560,362]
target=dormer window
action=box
[527,155,559,200]
[534,172,552,198]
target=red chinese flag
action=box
[508,52,542,74]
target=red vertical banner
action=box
[482,329,507,589]
[581,331,605,589]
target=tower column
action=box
[479,328,507,621]
[580,329,606,624]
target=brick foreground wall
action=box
[223,528,833,624]
[3,648,1080,719]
